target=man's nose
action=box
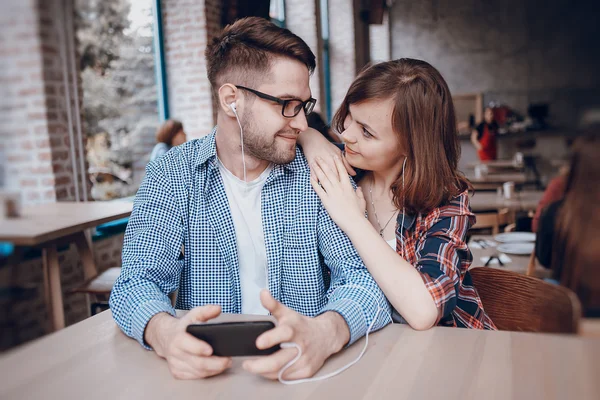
[290,111,308,132]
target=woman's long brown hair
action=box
[332,59,471,215]
[552,134,600,311]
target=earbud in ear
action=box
[229,102,237,113]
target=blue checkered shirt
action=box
[110,130,391,349]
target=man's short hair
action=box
[205,17,316,96]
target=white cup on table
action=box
[503,181,515,200]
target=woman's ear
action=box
[218,83,239,117]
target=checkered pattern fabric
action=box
[394,191,496,329]
[110,130,391,348]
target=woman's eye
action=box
[362,127,372,138]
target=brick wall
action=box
[0,0,122,350]
[1,0,90,205]
[390,0,600,176]
[161,0,221,139]
[205,0,223,124]
[285,0,323,114]
[38,0,89,202]
[1,0,57,204]
[390,0,600,127]
[328,0,356,112]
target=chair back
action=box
[470,267,581,333]
[472,212,500,235]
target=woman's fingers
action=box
[311,160,334,193]
[310,169,327,199]
[333,156,353,189]
[315,157,340,183]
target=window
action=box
[76,0,160,200]
[270,0,286,27]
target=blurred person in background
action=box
[536,134,600,316]
[149,119,187,162]
[471,107,498,161]
[532,163,569,232]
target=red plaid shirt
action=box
[393,190,496,329]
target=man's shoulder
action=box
[289,146,311,174]
[148,134,214,177]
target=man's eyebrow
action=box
[275,92,312,101]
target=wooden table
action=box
[470,190,543,212]
[467,172,528,191]
[469,235,550,278]
[467,172,527,184]
[0,311,598,399]
[0,201,132,331]
[467,159,523,169]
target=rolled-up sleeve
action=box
[415,213,473,321]
[316,203,391,345]
[109,162,184,349]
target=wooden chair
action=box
[470,267,581,333]
[71,267,179,316]
[497,208,516,232]
[472,212,500,235]
[526,250,537,276]
[71,267,121,315]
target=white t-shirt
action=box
[217,159,273,315]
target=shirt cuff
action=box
[319,298,367,346]
[131,300,176,350]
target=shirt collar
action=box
[397,211,417,231]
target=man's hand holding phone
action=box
[242,290,350,381]
[145,305,232,380]
[145,290,351,381]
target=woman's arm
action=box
[299,127,356,176]
[310,156,439,330]
[344,217,440,330]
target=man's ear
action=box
[218,83,239,117]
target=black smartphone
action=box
[186,321,280,357]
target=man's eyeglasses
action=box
[235,85,316,118]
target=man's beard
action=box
[239,109,298,165]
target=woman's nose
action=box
[342,124,359,144]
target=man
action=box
[110,17,389,381]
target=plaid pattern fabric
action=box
[110,129,391,348]
[394,191,496,329]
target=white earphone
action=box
[228,101,247,182]
[399,156,407,254]
[277,283,392,385]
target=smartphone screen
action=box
[186,321,280,357]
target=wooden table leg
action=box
[74,231,97,281]
[42,244,65,331]
[526,251,537,276]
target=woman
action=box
[149,119,187,162]
[299,59,495,330]
[536,135,600,315]
[470,107,498,161]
